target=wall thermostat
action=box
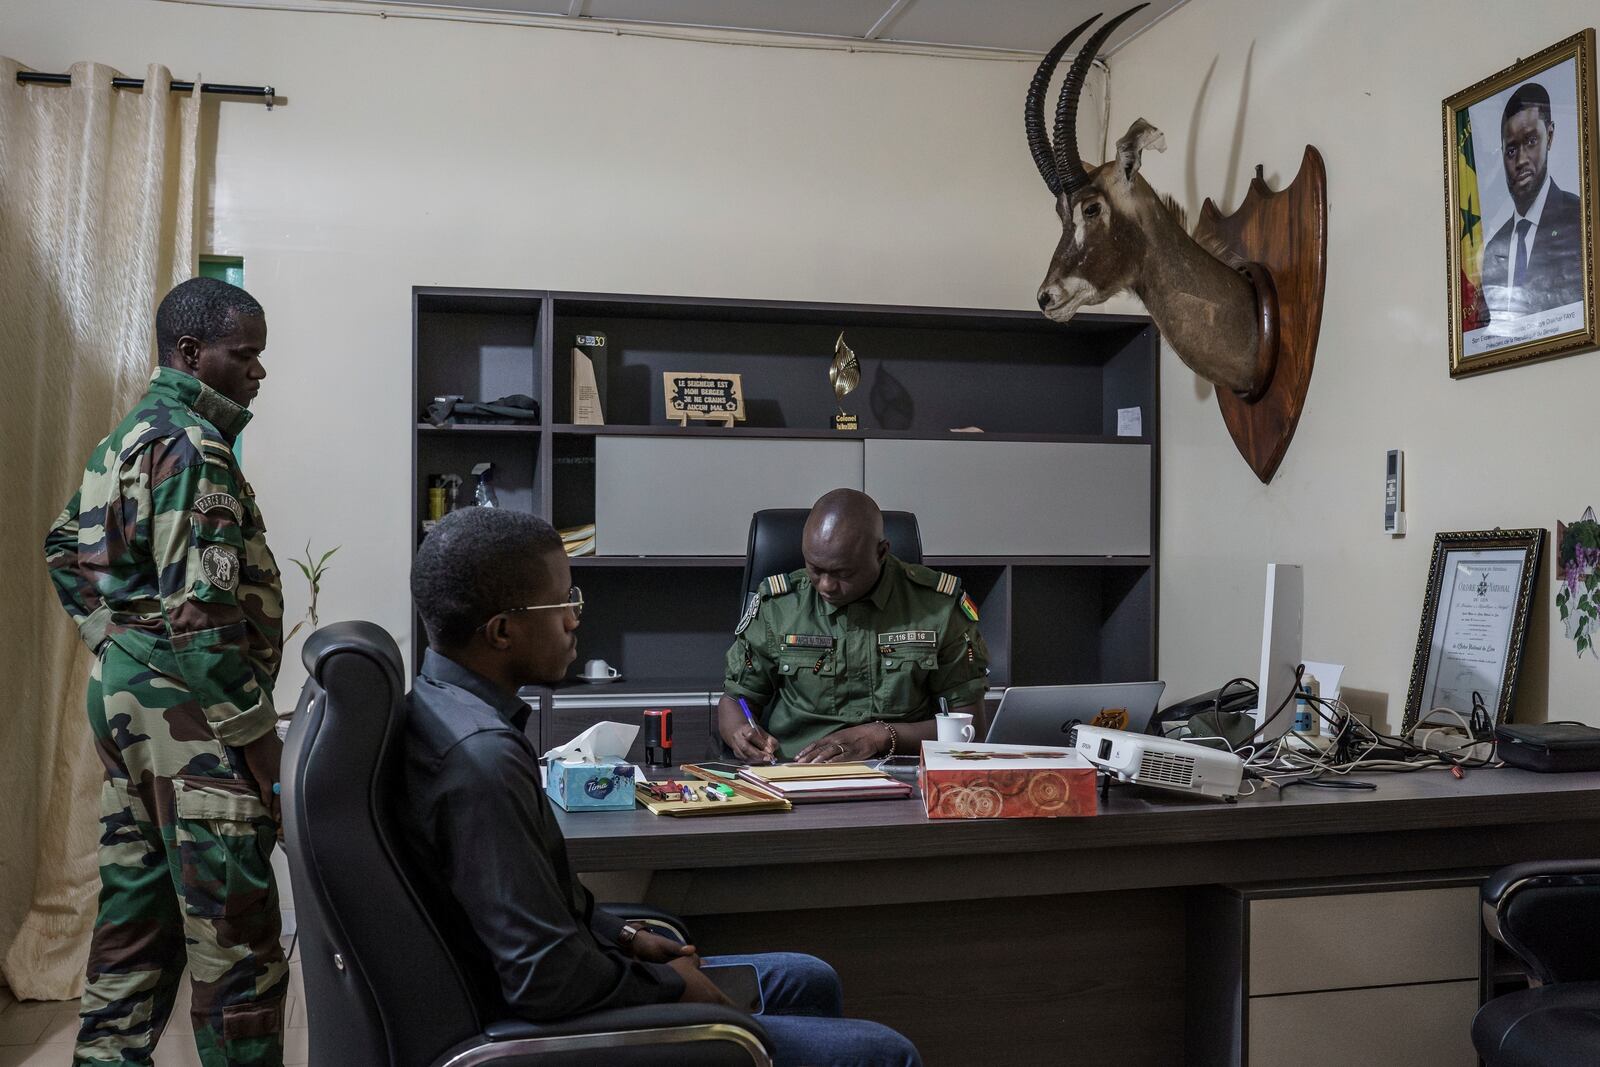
[1384,449,1405,536]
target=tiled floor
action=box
[0,953,307,1066]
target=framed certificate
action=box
[1402,529,1546,732]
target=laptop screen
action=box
[985,682,1167,745]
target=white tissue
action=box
[542,720,639,765]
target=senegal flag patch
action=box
[959,593,979,622]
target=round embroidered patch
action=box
[200,545,240,592]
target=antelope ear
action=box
[1116,118,1167,185]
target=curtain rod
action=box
[15,72,277,108]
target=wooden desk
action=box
[558,769,1600,1065]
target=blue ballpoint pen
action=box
[737,697,776,763]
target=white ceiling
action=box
[368,0,1184,55]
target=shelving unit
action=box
[412,287,1160,755]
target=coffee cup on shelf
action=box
[580,658,621,681]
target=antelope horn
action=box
[1054,4,1148,198]
[1025,14,1101,196]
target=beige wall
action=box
[1110,0,1600,725]
[12,0,1595,726]
[8,0,1096,697]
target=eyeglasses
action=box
[483,586,584,630]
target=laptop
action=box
[984,682,1168,745]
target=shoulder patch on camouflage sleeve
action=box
[194,492,243,521]
[200,545,240,592]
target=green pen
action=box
[710,783,736,799]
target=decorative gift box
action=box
[546,758,638,811]
[919,741,1098,819]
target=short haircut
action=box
[1502,82,1552,131]
[155,277,265,366]
[412,508,564,650]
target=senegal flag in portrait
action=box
[1456,109,1490,331]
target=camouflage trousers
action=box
[75,642,287,1065]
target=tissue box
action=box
[919,741,1097,819]
[546,758,638,811]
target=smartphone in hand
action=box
[702,963,762,1013]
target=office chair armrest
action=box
[595,903,692,943]
[435,1006,772,1066]
[1483,860,1600,984]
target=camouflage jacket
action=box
[44,367,283,747]
[723,554,989,759]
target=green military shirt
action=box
[723,554,989,759]
[44,367,284,747]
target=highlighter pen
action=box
[679,784,695,803]
[704,785,724,801]
[711,783,736,799]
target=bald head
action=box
[802,489,888,606]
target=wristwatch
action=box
[617,922,642,947]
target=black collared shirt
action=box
[399,649,684,1021]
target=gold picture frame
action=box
[1401,528,1546,734]
[1443,30,1599,377]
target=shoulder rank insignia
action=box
[734,591,760,635]
[762,573,792,597]
[935,571,960,596]
[959,592,980,622]
[199,439,236,467]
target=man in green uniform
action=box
[718,489,989,763]
[43,277,287,1065]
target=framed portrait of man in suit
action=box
[1444,30,1599,377]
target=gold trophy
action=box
[830,332,860,431]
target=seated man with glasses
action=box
[400,507,921,1066]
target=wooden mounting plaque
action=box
[663,371,745,427]
[1195,145,1328,483]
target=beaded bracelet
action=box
[875,720,897,759]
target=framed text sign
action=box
[1402,528,1546,732]
[663,371,745,427]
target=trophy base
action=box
[833,413,858,431]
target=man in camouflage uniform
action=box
[719,489,989,763]
[43,277,287,1065]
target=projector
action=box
[1071,725,1244,800]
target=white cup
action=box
[581,659,620,680]
[936,712,976,743]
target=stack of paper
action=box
[559,523,596,557]
[738,762,912,804]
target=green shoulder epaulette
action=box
[904,562,960,596]
[761,572,797,598]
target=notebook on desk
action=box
[738,762,913,803]
[985,682,1167,745]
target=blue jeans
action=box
[702,952,921,1067]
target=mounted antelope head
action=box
[1027,7,1279,400]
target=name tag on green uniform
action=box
[783,633,834,649]
[877,630,936,649]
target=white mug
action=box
[581,659,620,680]
[936,712,976,743]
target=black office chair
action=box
[736,507,923,613]
[281,621,773,1067]
[1472,860,1600,1066]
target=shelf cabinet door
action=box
[864,440,1150,557]
[595,437,863,555]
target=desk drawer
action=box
[1247,886,1478,994]
[1247,980,1477,1066]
